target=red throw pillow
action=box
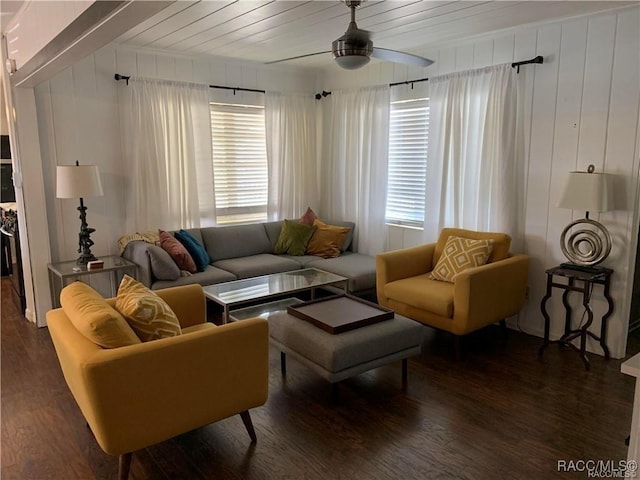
[159,230,197,274]
[299,207,319,226]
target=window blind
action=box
[385,98,429,228]
[210,103,268,225]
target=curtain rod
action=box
[113,74,265,94]
[314,55,544,99]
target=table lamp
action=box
[557,164,613,268]
[56,161,104,264]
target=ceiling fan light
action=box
[334,54,370,70]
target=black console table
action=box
[538,264,614,370]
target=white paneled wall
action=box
[31,8,639,357]
[34,45,315,294]
[319,7,640,358]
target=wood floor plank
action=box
[1,278,637,479]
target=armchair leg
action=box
[118,453,132,480]
[240,410,257,443]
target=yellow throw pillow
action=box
[115,275,182,341]
[306,219,351,258]
[60,281,141,348]
[429,236,493,283]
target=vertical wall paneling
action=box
[156,55,177,80]
[546,19,588,266]
[520,23,562,335]
[92,46,120,259]
[48,67,80,263]
[174,57,194,83]
[601,10,640,357]
[136,52,157,78]
[455,44,474,72]
[473,39,494,68]
[34,84,61,263]
[492,34,515,65]
[576,15,617,174]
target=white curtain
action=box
[265,92,318,220]
[322,86,390,255]
[122,78,214,232]
[425,63,524,249]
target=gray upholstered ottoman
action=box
[268,310,424,387]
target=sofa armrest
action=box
[122,241,153,287]
[376,244,436,304]
[453,254,529,334]
[48,314,268,456]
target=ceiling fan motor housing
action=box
[332,37,373,69]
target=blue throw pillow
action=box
[174,230,210,272]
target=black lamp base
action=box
[77,252,97,265]
[76,198,97,265]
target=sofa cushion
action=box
[115,275,182,341]
[384,275,454,318]
[274,220,317,256]
[146,244,180,281]
[213,254,301,279]
[159,230,197,274]
[202,224,272,262]
[152,266,237,290]
[263,220,284,251]
[434,228,510,266]
[429,236,493,283]
[306,219,351,258]
[175,229,210,272]
[60,281,141,348]
[278,254,320,268]
[307,252,376,293]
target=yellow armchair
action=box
[376,228,529,355]
[47,283,269,480]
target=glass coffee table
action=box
[203,268,348,323]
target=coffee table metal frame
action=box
[203,268,348,323]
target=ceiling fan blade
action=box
[265,51,332,65]
[371,47,434,67]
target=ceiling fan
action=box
[265,0,434,70]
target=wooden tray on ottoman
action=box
[287,294,394,334]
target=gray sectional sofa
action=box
[122,220,376,296]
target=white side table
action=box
[48,256,138,308]
[622,352,640,468]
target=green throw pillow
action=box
[274,220,317,256]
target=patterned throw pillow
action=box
[115,275,182,341]
[274,220,317,256]
[159,229,197,274]
[306,219,351,258]
[429,236,494,283]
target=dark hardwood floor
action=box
[2,277,638,479]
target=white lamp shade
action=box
[56,165,104,199]
[557,171,613,213]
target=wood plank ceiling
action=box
[117,0,632,70]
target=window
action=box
[210,103,268,225]
[385,98,429,228]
